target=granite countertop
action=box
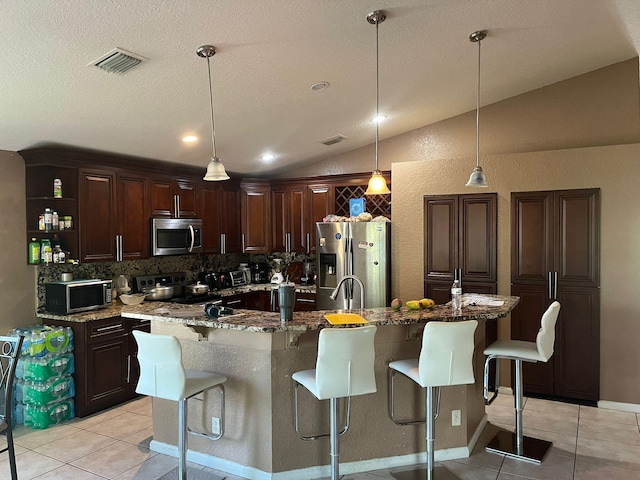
[36,293,519,332]
[118,294,520,333]
[36,283,316,323]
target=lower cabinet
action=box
[44,316,150,417]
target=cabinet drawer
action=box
[87,317,127,343]
[295,293,317,311]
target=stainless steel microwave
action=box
[151,218,202,256]
[45,279,113,314]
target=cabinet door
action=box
[220,184,241,253]
[289,185,307,252]
[424,195,458,282]
[79,169,117,262]
[86,335,129,406]
[150,178,174,217]
[511,191,554,285]
[307,185,333,254]
[510,284,555,396]
[241,181,271,252]
[553,286,600,401]
[175,180,198,218]
[271,186,287,252]
[200,184,222,254]
[554,189,600,288]
[117,173,149,260]
[459,194,497,283]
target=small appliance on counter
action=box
[271,259,285,284]
[251,263,269,284]
[229,270,248,287]
[300,261,315,286]
[45,279,113,314]
[134,272,223,305]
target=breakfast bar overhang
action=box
[121,295,519,479]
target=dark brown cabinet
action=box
[423,193,497,303]
[79,168,149,262]
[271,183,308,253]
[511,189,600,402]
[200,181,241,254]
[307,184,334,254]
[240,179,271,253]
[45,317,150,417]
[150,176,198,218]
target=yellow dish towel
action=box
[324,313,368,325]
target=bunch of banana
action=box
[406,298,435,310]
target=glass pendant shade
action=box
[203,157,229,181]
[465,165,488,187]
[365,170,391,195]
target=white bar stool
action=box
[292,325,377,480]
[132,330,227,480]
[388,320,478,480]
[482,301,561,463]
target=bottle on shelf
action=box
[52,211,59,230]
[53,178,62,199]
[52,235,63,264]
[451,279,462,313]
[43,208,52,231]
[28,238,40,265]
[40,239,52,265]
[38,214,45,231]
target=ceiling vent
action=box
[320,134,348,146]
[89,48,148,75]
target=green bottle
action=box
[28,238,40,264]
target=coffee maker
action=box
[300,261,315,286]
[251,263,269,284]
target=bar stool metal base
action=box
[485,430,552,464]
[391,466,460,480]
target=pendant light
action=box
[364,10,391,195]
[197,45,230,181]
[465,30,488,188]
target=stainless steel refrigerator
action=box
[316,222,391,310]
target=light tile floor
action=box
[1,394,639,479]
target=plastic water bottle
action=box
[451,280,462,313]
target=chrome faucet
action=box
[330,275,365,314]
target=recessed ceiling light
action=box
[372,115,387,123]
[261,153,276,161]
[182,135,198,143]
[310,81,330,91]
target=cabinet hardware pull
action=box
[296,298,315,303]
[126,355,131,383]
[95,324,123,333]
[554,271,559,299]
[227,300,241,305]
[548,271,553,299]
[306,233,311,254]
[221,233,226,254]
[242,234,245,253]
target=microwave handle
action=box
[187,224,195,252]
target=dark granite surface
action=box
[37,292,519,333]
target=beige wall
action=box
[0,150,37,333]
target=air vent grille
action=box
[89,48,147,75]
[320,134,348,146]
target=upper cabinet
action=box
[423,193,497,304]
[307,184,334,254]
[271,182,308,253]
[150,176,198,218]
[200,180,241,254]
[240,179,271,253]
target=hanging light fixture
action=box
[197,45,230,181]
[466,30,488,188]
[364,10,391,195]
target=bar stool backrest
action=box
[418,320,478,387]
[133,330,186,401]
[315,325,377,400]
[536,301,561,362]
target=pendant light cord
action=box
[375,19,380,172]
[206,55,217,159]
[476,35,481,168]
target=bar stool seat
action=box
[133,330,227,480]
[388,320,478,480]
[292,325,377,480]
[483,301,561,464]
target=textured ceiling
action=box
[1,0,639,177]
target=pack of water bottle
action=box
[10,325,76,428]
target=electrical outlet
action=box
[451,410,461,426]
[212,416,221,435]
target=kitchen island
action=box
[119,294,518,480]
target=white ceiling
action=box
[1,0,639,177]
